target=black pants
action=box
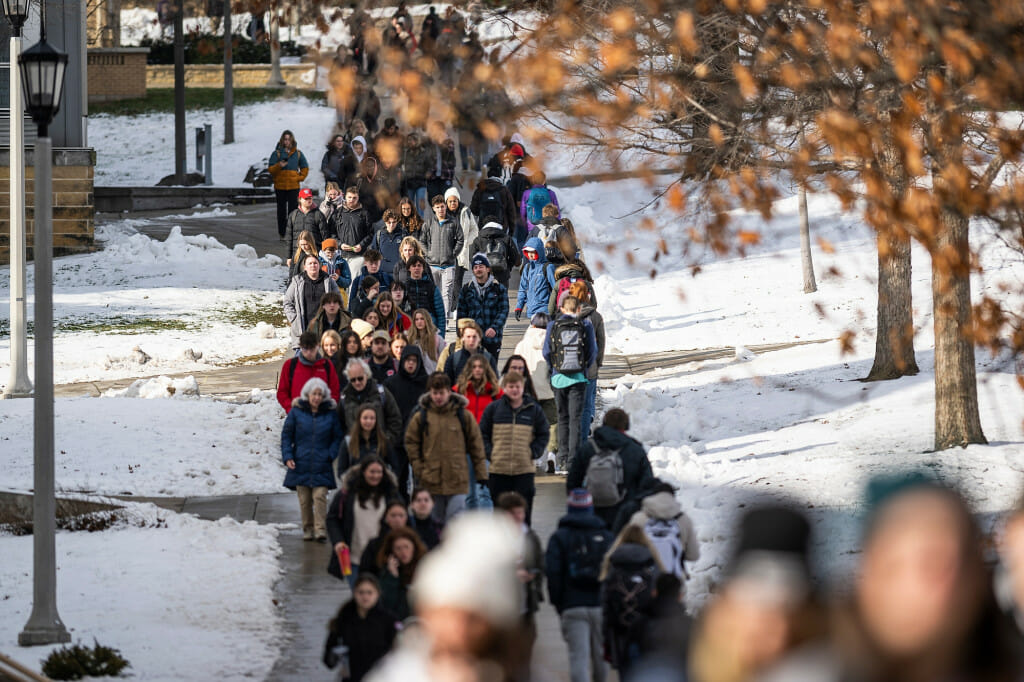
[483,338,501,364]
[275,188,299,237]
[554,382,586,470]
[489,473,536,525]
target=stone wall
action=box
[0,148,96,265]
[146,63,319,89]
[88,48,150,103]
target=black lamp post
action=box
[1,0,33,400]
[16,23,70,647]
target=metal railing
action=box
[0,652,51,682]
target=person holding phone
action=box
[269,130,309,240]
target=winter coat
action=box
[306,307,353,342]
[404,392,487,496]
[326,464,400,556]
[337,377,405,447]
[548,262,598,317]
[521,526,546,615]
[513,327,555,401]
[333,204,374,258]
[528,216,562,244]
[405,274,446,330]
[545,511,614,613]
[440,344,497,386]
[351,268,394,302]
[276,355,342,412]
[520,183,560,233]
[384,345,429,426]
[450,203,480,270]
[369,356,398,385]
[319,251,354,293]
[421,214,463,267]
[320,147,356,186]
[319,195,342,224]
[470,178,518,232]
[268,144,309,191]
[471,222,522,281]
[507,171,530,218]
[338,430,397,473]
[516,237,553,317]
[283,273,341,349]
[579,305,605,381]
[628,491,701,573]
[456,277,509,341]
[281,398,343,489]
[453,382,501,423]
[286,207,328,256]
[568,426,655,507]
[479,394,549,476]
[370,225,407,275]
[402,139,435,190]
[322,600,398,681]
[543,312,598,379]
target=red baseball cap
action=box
[509,144,525,158]
[298,188,313,199]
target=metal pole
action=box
[17,135,70,647]
[223,0,234,143]
[4,32,32,399]
[204,123,212,185]
[173,0,186,183]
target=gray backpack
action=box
[585,439,624,507]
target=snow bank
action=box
[2,391,286,497]
[105,375,202,398]
[0,505,283,681]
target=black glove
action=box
[514,308,522,321]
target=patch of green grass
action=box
[0,316,195,338]
[219,298,288,328]
[89,88,327,117]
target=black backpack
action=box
[477,187,504,222]
[567,528,613,590]
[549,316,587,373]
[604,559,657,632]
[482,234,509,273]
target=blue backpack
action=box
[526,187,553,225]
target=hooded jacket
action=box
[547,262,598,317]
[517,237,553,317]
[281,397,343,490]
[318,250,353,292]
[283,272,341,349]
[513,326,554,401]
[385,345,429,425]
[628,491,701,571]
[404,392,487,496]
[479,393,549,476]
[567,426,654,505]
[545,511,614,612]
[268,144,309,191]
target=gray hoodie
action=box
[629,491,700,568]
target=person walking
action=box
[543,295,598,472]
[444,187,480,296]
[421,194,464,321]
[568,408,655,530]
[269,129,309,239]
[286,188,328,259]
[570,281,605,444]
[333,185,375,275]
[480,371,549,525]
[337,358,404,447]
[514,237,553,322]
[277,331,342,412]
[404,257,446,333]
[322,574,399,681]
[282,377,343,542]
[456,253,509,361]
[514,313,557,471]
[496,491,545,681]
[404,372,487,523]
[545,489,614,682]
[375,526,428,620]
[439,319,497,385]
[406,308,445,374]
[471,217,521,290]
[284,254,342,351]
[370,209,407,275]
[326,456,400,583]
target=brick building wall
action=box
[146,63,319,89]
[88,48,150,102]
[0,148,96,264]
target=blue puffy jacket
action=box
[281,398,344,489]
[516,236,552,317]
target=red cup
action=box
[337,545,352,576]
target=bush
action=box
[41,641,130,680]
[140,31,306,65]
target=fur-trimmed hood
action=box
[416,391,469,412]
[640,491,683,521]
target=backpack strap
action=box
[287,357,299,396]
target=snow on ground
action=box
[90,99,339,188]
[0,504,284,681]
[0,217,289,389]
[2,388,285,497]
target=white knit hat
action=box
[411,512,522,626]
[444,187,461,202]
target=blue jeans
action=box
[465,456,493,510]
[580,378,597,445]
[408,186,429,220]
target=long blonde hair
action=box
[399,235,425,263]
[293,229,318,266]
[456,354,500,397]
[408,308,440,362]
[598,523,665,581]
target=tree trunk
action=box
[799,184,816,293]
[864,137,918,381]
[932,204,986,449]
[224,0,234,144]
